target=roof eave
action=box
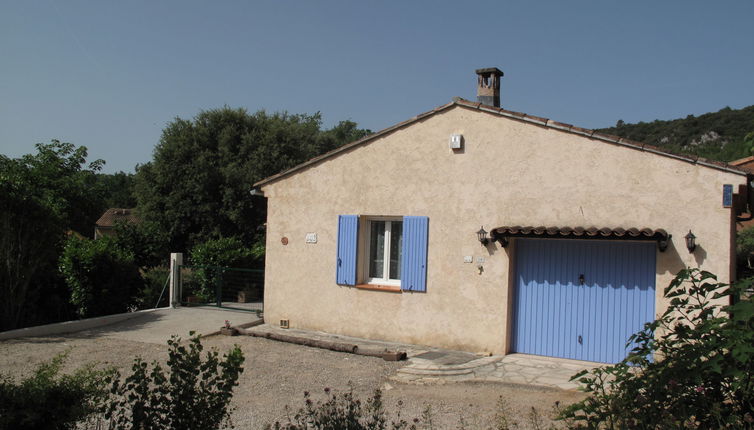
[253,98,748,189]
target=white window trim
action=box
[361,216,402,286]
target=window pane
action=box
[389,221,403,280]
[369,221,385,279]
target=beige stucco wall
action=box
[260,105,746,355]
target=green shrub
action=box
[560,268,754,428]
[59,235,144,318]
[106,333,245,429]
[189,236,255,301]
[189,236,255,268]
[0,352,113,430]
[267,387,420,430]
[737,227,754,278]
[134,266,171,309]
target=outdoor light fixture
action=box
[477,227,489,246]
[685,230,696,253]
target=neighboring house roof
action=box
[95,208,141,228]
[254,98,748,188]
[730,155,754,174]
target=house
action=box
[94,208,141,239]
[253,68,752,364]
[730,155,754,175]
[728,156,754,231]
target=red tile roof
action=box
[730,156,754,174]
[253,98,748,188]
[95,208,141,228]
[490,225,671,251]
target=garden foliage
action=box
[106,333,245,430]
[561,268,754,428]
[0,352,113,430]
[188,236,257,301]
[59,235,143,318]
[267,388,420,430]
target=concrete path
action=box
[245,324,601,390]
[80,307,261,344]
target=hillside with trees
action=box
[597,105,754,162]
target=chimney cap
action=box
[475,67,504,77]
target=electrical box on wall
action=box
[449,134,463,149]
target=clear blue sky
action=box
[2,1,753,173]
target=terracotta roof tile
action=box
[95,208,141,228]
[491,225,670,243]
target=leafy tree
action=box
[0,140,103,330]
[134,107,370,253]
[113,220,169,269]
[0,351,113,430]
[560,268,754,428]
[106,334,245,430]
[95,171,137,209]
[59,235,143,318]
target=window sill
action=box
[354,283,402,293]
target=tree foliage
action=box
[598,105,754,162]
[59,235,143,318]
[95,171,137,209]
[134,107,370,252]
[0,140,103,330]
[106,334,245,430]
[113,220,169,269]
[561,268,754,428]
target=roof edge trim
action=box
[255,98,747,188]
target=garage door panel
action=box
[513,239,655,364]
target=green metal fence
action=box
[178,265,263,314]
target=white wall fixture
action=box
[449,134,463,149]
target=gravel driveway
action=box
[0,332,584,429]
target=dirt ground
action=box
[0,333,585,429]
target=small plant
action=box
[106,333,245,429]
[560,268,754,428]
[224,319,232,329]
[0,351,113,430]
[266,386,421,430]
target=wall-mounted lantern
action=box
[685,230,696,253]
[476,227,489,246]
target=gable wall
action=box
[260,106,745,354]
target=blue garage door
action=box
[512,239,655,364]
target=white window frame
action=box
[362,216,402,286]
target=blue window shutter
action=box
[336,215,358,285]
[401,216,428,292]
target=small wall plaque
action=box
[305,233,317,244]
[281,237,288,245]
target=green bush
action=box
[189,236,255,301]
[106,333,245,429]
[560,268,754,428]
[267,388,420,430]
[189,236,255,268]
[737,227,754,278]
[134,266,171,309]
[0,352,113,430]
[59,235,143,318]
